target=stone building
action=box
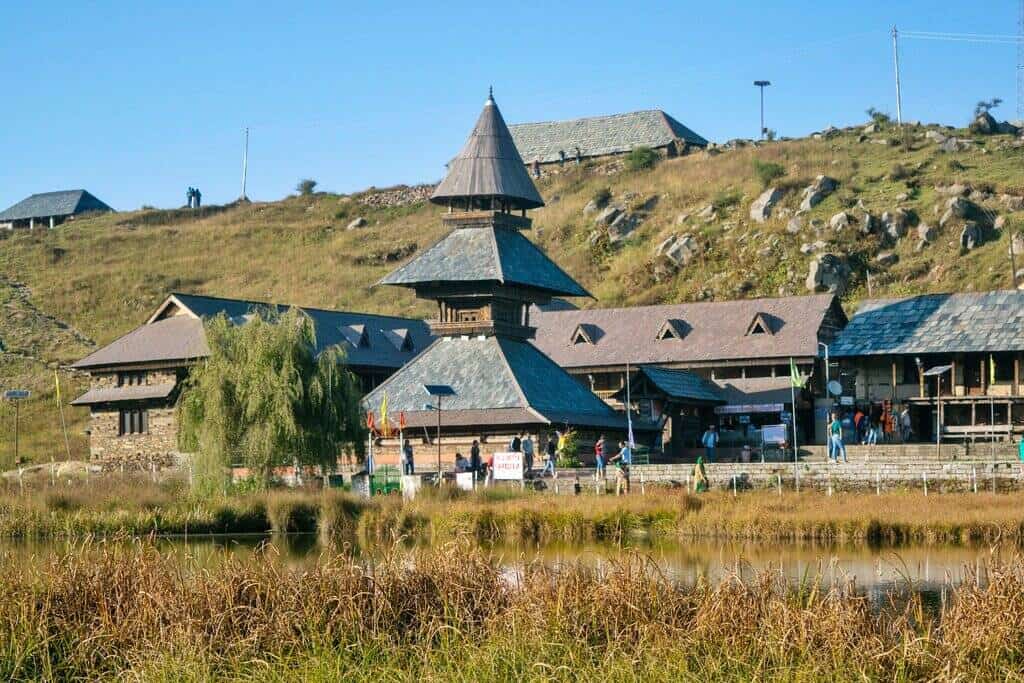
[0,189,112,230]
[508,109,708,168]
[530,295,848,449]
[71,293,430,465]
[362,91,633,468]
[830,290,1024,442]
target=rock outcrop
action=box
[805,253,851,296]
[750,187,784,223]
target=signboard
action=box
[761,424,788,445]
[780,411,792,423]
[3,390,29,400]
[715,403,784,415]
[840,396,854,406]
[738,415,751,424]
[492,451,523,481]
[455,472,475,491]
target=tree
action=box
[974,98,1002,116]
[624,146,658,171]
[178,308,365,490]
[865,107,891,125]
[296,179,318,195]
[752,159,785,188]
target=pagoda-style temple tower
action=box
[363,92,626,446]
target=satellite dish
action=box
[827,380,843,397]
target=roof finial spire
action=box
[486,85,494,105]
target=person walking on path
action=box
[610,440,632,495]
[701,425,719,463]
[401,440,414,475]
[522,434,534,475]
[594,434,606,478]
[470,439,481,478]
[542,435,557,477]
[829,411,847,463]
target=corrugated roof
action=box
[378,224,590,298]
[431,93,544,210]
[831,290,1024,357]
[0,190,112,221]
[362,335,626,430]
[509,110,708,164]
[73,293,432,370]
[532,295,840,368]
[71,383,176,406]
[630,366,725,404]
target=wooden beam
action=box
[891,360,897,401]
[1015,355,1020,396]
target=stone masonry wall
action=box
[87,369,181,470]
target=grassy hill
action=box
[1,119,1022,467]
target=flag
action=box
[54,370,61,404]
[366,412,376,435]
[399,411,406,431]
[790,358,804,389]
[379,393,389,438]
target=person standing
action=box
[701,425,718,463]
[509,433,522,453]
[401,440,414,475]
[829,411,847,463]
[542,435,557,477]
[693,455,708,493]
[610,440,632,495]
[900,406,913,443]
[194,187,202,208]
[594,434,606,478]
[853,408,866,445]
[522,433,534,475]
[186,187,194,209]
[470,439,481,478]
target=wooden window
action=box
[118,408,149,436]
[117,371,146,387]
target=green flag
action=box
[790,358,804,388]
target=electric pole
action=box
[1018,0,1023,120]
[240,127,249,201]
[753,80,771,139]
[892,25,903,126]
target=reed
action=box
[1,540,1023,680]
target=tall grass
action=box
[2,540,1024,680]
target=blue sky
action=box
[1,1,1020,210]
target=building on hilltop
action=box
[530,295,848,450]
[508,110,708,168]
[0,190,112,230]
[71,293,430,465]
[830,290,1024,442]
[363,91,637,468]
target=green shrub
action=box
[624,146,658,171]
[266,493,318,534]
[752,160,785,188]
[866,107,891,125]
[318,491,367,546]
[296,179,318,195]
[591,187,612,208]
[713,189,743,211]
[888,163,912,181]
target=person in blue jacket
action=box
[701,424,719,463]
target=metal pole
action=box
[820,342,830,458]
[759,87,765,139]
[436,396,442,479]
[13,400,18,467]
[991,395,995,462]
[935,375,941,459]
[892,26,903,126]
[240,127,249,200]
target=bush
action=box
[974,97,1002,117]
[591,187,612,208]
[889,163,912,181]
[752,160,785,188]
[866,107,891,125]
[624,146,658,171]
[266,493,319,534]
[296,179,318,195]
[318,491,367,546]
[947,159,967,173]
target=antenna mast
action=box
[240,127,249,201]
[892,25,903,126]
[1018,0,1023,120]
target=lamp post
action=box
[3,390,30,467]
[753,80,771,139]
[818,342,830,449]
[921,364,953,459]
[424,384,455,481]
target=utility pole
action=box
[892,25,903,126]
[753,80,771,139]
[240,127,249,201]
[1018,0,1023,120]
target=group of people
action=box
[827,405,914,463]
[185,186,202,209]
[594,434,634,495]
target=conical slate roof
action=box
[378,221,590,298]
[430,92,545,210]
[362,336,625,430]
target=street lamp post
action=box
[818,342,830,451]
[424,384,455,482]
[753,80,771,139]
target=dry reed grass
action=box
[2,539,1024,680]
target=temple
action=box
[363,92,630,456]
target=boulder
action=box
[675,212,691,225]
[971,111,998,135]
[895,192,909,202]
[799,242,816,255]
[660,234,700,267]
[346,217,368,230]
[1008,232,1024,257]
[947,196,974,219]
[939,208,956,229]
[1000,194,1024,212]
[875,251,899,267]
[595,205,623,226]
[607,212,640,242]
[881,209,908,239]
[939,137,974,153]
[960,222,983,250]
[805,253,851,296]
[994,215,1006,230]
[936,183,970,197]
[829,211,852,231]
[925,130,948,144]
[697,204,716,219]
[799,175,838,211]
[915,239,928,253]
[917,223,936,242]
[997,120,1021,135]
[786,217,803,234]
[749,187,784,223]
[862,122,878,134]
[860,212,878,235]
[582,199,600,214]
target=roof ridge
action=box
[533,294,835,316]
[494,337,533,409]
[508,109,665,128]
[169,291,424,323]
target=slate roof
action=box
[0,190,112,221]
[362,336,627,430]
[71,383,177,406]
[830,291,1024,357]
[532,295,842,368]
[73,293,432,370]
[712,377,798,407]
[431,92,544,210]
[622,366,725,404]
[509,110,708,164]
[378,224,591,298]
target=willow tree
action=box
[178,308,365,489]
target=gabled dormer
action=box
[656,318,688,341]
[340,323,370,348]
[382,327,414,352]
[570,323,601,345]
[745,313,774,336]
